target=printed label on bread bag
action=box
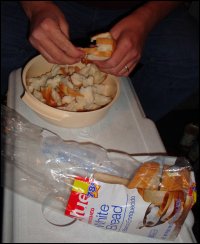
[65,176,193,240]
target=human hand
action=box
[92,0,183,77]
[23,2,84,64]
[92,13,149,77]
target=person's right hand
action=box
[22,2,84,64]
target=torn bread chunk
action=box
[82,32,115,61]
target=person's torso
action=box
[74,1,147,10]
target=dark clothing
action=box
[74,0,147,10]
[1,1,199,121]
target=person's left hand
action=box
[92,13,149,77]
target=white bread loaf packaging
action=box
[62,155,196,241]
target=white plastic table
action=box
[2,69,197,243]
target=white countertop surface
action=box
[2,68,197,243]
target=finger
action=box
[58,16,69,37]
[93,37,129,70]
[44,19,84,58]
[37,46,57,64]
[30,34,82,64]
[92,54,131,75]
[99,61,137,77]
[32,39,67,65]
[118,62,137,77]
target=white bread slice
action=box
[127,161,191,192]
[91,32,112,41]
[127,162,162,190]
[82,32,115,61]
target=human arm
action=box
[93,1,184,76]
[20,1,84,64]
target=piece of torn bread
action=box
[82,32,115,61]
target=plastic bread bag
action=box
[1,104,138,206]
[1,105,197,240]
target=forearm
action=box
[20,1,54,19]
[130,1,184,33]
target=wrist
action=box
[129,1,183,34]
[20,1,54,19]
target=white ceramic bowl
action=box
[21,55,120,128]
